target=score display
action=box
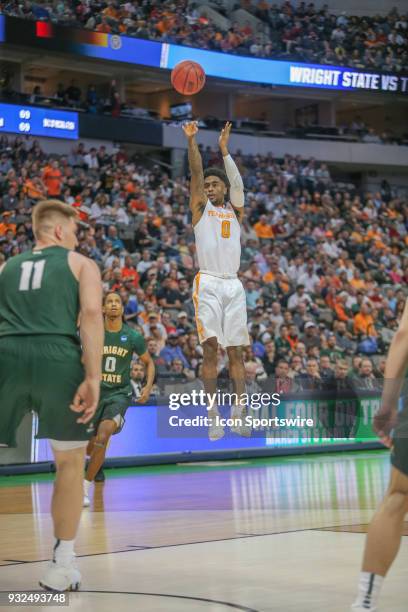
[0,103,78,139]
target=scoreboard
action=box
[0,103,78,140]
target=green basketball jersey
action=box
[102,323,146,395]
[0,246,79,342]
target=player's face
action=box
[204,176,227,206]
[103,293,124,319]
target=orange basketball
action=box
[171,60,206,96]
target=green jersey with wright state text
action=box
[102,324,146,395]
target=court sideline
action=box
[0,451,407,611]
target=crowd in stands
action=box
[1,73,126,118]
[1,1,407,70]
[0,133,407,394]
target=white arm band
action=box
[223,154,244,208]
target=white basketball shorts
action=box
[192,272,250,348]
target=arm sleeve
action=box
[223,154,244,208]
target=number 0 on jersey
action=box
[221,220,231,238]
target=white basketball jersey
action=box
[194,200,241,275]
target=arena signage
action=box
[1,16,406,95]
[162,44,408,94]
[32,395,380,463]
[0,103,78,139]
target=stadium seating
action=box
[1,1,407,70]
[0,134,406,384]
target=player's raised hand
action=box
[373,406,398,448]
[70,377,101,424]
[219,121,232,155]
[136,386,151,405]
[182,121,199,139]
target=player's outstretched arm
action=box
[182,121,206,226]
[137,352,156,404]
[71,256,104,423]
[374,299,408,446]
[219,121,244,211]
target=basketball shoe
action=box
[208,410,225,441]
[230,404,251,437]
[39,558,81,592]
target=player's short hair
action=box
[32,199,78,238]
[204,167,230,188]
[103,291,122,305]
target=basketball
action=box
[171,60,206,96]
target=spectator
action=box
[156,277,183,311]
[287,284,313,311]
[302,321,321,350]
[244,361,263,395]
[296,358,326,391]
[130,361,145,400]
[319,355,335,384]
[65,79,82,106]
[253,214,274,242]
[176,311,194,334]
[42,160,62,197]
[352,358,381,390]
[84,147,99,170]
[334,358,356,388]
[275,324,292,359]
[273,359,295,394]
[159,332,190,369]
[322,331,346,360]
[354,303,377,337]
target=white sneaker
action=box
[83,493,90,507]
[351,604,377,611]
[208,414,225,441]
[39,561,81,592]
[230,405,251,437]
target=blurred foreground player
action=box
[351,299,408,611]
[83,292,155,506]
[183,121,250,441]
[0,199,104,591]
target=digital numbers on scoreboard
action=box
[0,103,78,139]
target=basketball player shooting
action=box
[83,292,155,506]
[182,120,250,441]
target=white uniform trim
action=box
[200,270,237,279]
[49,439,88,451]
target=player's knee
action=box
[95,433,110,448]
[54,452,84,478]
[383,490,408,516]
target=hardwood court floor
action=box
[0,451,407,611]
